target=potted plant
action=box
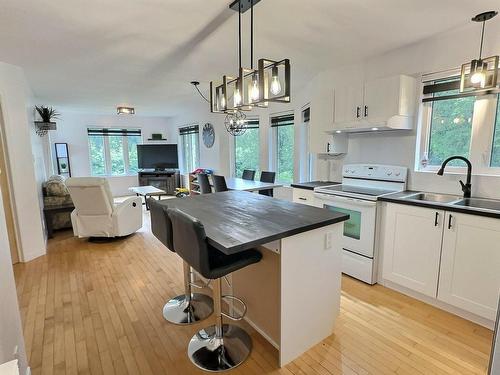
[34,105,60,136]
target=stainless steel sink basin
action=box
[453,198,500,211]
[404,192,461,203]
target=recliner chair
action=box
[66,177,143,238]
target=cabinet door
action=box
[363,76,401,122]
[438,212,500,320]
[381,204,444,297]
[333,84,363,126]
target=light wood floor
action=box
[14,213,493,375]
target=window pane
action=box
[277,125,294,183]
[109,136,125,175]
[235,127,260,178]
[128,135,141,174]
[427,89,474,166]
[490,96,500,167]
[181,132,199,174]
[89,136,106,176]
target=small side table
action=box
[43,204,75,239]
[129,186,167,210]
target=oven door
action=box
[314,193,377,258]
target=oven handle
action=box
[314,193,377,207]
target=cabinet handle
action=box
[448,214,453,229]
[299,197,307,201]
[356,106,361,118]
[434,212,439,226]
[364,105,368,117]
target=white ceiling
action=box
[0,0,498,115]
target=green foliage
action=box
[277,125,294,183]
[128,135,140,173]
[35,105,60,122]
[181,133,199,173]
[89,136,106,175]
[428,90,474,167]
[235,128,260,178]
[490,98,500,167]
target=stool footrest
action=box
[221,295,247,321]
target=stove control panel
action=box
[343,164,407,182]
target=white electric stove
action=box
[314,164,408,284]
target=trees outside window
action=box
[271,114,294,183]
[234,120,259,178]
[87,128,141,176]
[179,125,199,174]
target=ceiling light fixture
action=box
[210,0,291,123]
[460,11,499,92]
[117,106,135,115]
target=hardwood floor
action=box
[14,214,493,375]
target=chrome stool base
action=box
[163,293,214,325]
[188,324,252,372]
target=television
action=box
[137,144,179,170]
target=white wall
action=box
[50,112,175,196]
[309,19,500,199]
[0,61,46,261]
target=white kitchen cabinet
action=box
[381,203,444,297]
[438,212,500,321]
[332,84,364,127]
[332,75,416,132]
[292,188,319,207]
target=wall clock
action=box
[202,123,215,148]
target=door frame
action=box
[0,100,21,264]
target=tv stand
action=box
[138,169,180,195]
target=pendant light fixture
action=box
[460,11,499,92]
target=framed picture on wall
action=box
[55,143,72,177]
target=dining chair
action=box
[197,173,212,194]
[259,171,276,197]
[212,175,228,192]
[241,169,256,181]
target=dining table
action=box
[218,177,283,192]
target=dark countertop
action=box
[379,190,500,219]
[291,181,340,190]
[151,190,349,255]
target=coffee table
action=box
[129,185,167,210]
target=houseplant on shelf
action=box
[34,105,60,136]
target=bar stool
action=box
[212,175,228,192]
[167,207,262,372]
[197,173,212,194]
[149,200,214,324]
[259,171,276,197]
[241,169,255,180]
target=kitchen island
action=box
[150,191,349,366]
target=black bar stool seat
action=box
[167,207,262,372]
[149,200,214,325]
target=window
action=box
[418,72,500,175]
[87,128,142,176]
[271,114,294,183]
[234,119,260,178]
[490,96,500,167]
[427,87,475,166]
[179,125,199,173]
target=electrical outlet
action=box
[324,232,333,249]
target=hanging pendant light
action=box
[460,11,499,92]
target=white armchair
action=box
[66,177,143,238]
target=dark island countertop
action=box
[291,181,340,190]
[151,190,349,255]
[379,190,500,219]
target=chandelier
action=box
[224,110,247,136]
[210,0,291,135]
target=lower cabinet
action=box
[380,203,500,321]
[438,212,500,321]
[292,188,318,207]
[381,204,444,297]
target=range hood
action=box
[327,115,414,134]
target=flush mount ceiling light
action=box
[117,106,135,115]
[210,0,291,121]
[460,11,499,92]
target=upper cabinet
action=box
[332,75,416,132]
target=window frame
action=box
[232,118,260,178]
[270,112,295,184]
[87,127,142,177]
[416,70,500,176]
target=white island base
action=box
[229,223,343,367]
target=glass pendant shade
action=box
[239,67,268,108]
[210,78,227,113]
[258,58,291,103]
[460,55,499,92]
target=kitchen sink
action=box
[404,192,461,203]
[453,198,500,211]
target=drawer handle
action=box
[299,197,307,201]
[448,214,453,229]
[434,212,439,226]
[364,105,368,117]
[356,106,361,118]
